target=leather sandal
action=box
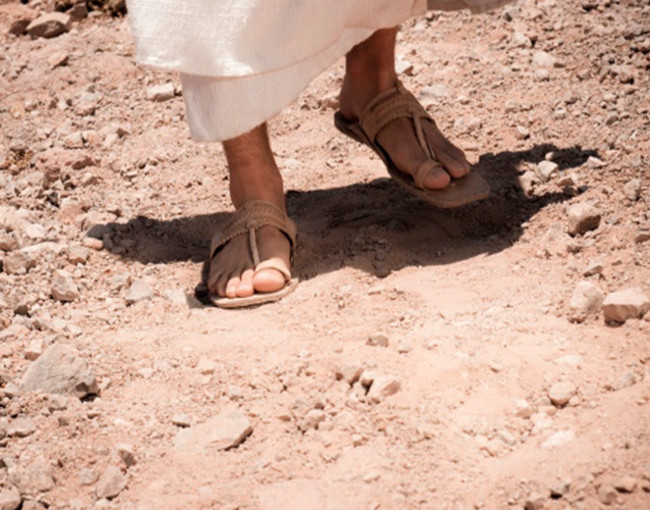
[209,200,298,309]
[334,80,490,208]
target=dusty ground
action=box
[1,0,650,508]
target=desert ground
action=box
[0,0,649,508]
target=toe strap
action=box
[412,160,443,189]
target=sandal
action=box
[209,200,298,309]
[334,80,490,208]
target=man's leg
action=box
[339,28,470,189]
[207,123,291,299]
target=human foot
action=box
[339,28,471,191]
[208,200,296,307]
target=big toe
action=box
[253,267,287,294]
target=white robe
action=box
[127,0,515,141]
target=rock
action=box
[171,414,191,427]
[7,417,36,438]
[515,125,530,140]
[9,460,55,496]
[367,332,389,347]
[51,270,79,302]
[623,179,641,201]
[541,429,575,449]
[146,83,176,102]
[359,370,376,388]
[26,12,72,39]
[79,468,97,486]
[334,361,363,385]
[532,50,557,69]
[0,486,21,510]
[583,261,604,277]
[609,371,637,391]
[514,399,533,419]
[602,288,650,323]
[95,466,126,500]
[125,278,154,305]
[19,343,99,398]
[3,249,36,275]
[68,245,90,264]
[300,409,326,431]
[635,229,650,244]
[566,202,601,236]
[0,232,19,252]
[537,160,559,182]
[196,359,216,375]
[367,375,401,403]
[598,485,617,505]
[569,281,604,320]
[114,444,136,468]
[82,237,104,250]
[613,476,637,493]
[548,382,576,407]
[24,339,43,361]
[523,494,546,510]
[174,409,252,452]
[550,481,571,498]
[108,271,131,291]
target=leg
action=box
[339,28,470,189]
[208,123,291,299]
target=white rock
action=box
[125,278,154,305]
[8,460,55,496]
[24,339,43,361]
[598,485,617,505]
[300,409,326,431]
[566,202,601,236]
[623,179,641,201]
[171,414,191,427]
[51,270,79,302]
[3,250,36,275]
[367,332,389,347]
[548,381,576,407]
[514,399,533,419]
[0,486,21,510]
[532,50,557,69]
[537,160,559,182]
[613,476,637,493]
[19,343,98,398]
[569,281,604,320]
[367,375,401,403]
[68,245,90,264]
[146,83,175,102]
[541,429,575,449]
[115,444,136,468]
[335,361,363,385]
[603,288,650,323]
[174,409,252,452]
[95,466,126,500]
[7,417,36,438]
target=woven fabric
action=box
[127,0,515,141]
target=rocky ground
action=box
[1,0,650,508]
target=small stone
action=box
[79,468,97,486]
[623,179,641,201]
[51,270,79,302]
[523,494,546,510]
[0,232,19,252]
[609,371,637,391]
[68,245,90,264]
[548,381,576,407]
[115,444,135,468]
[7,417,36,438]
[108,271,131,291]
[613,476,637,493]
[162,289,187,306]
[47,51,69,69]
[550,481,571,498]
[95,466,126,500]
[532,50,557,69]
[8,461,55,496]
[3,250,36,275]
[19,343,99,399]
[300,409,326,431]
[583,262,604,277]
[518,170,536,196]
[569,281,604,320]
[26,12,72,38]
[537,160,559,182]
[174,409,253,452]
[587,156,604,168]
[359,370,376,388]
[541,429,575,449]
[514,399,533,419]
[24,339,43,361]
[367,375,401,403]
[598,485,617,505]
[635,229,650,244]
[171,414,191,427]
[0,486,21,510]
[367,332,389,347]
[602,288,650,323]
[334,361,363,385]
[515,125,530,140]
[125,278,154,305]
[196,359,216,375]
[566,202,601,236]
[146,83,176,102]
[82,237,103,250]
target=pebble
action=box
[67,245,90,264]
[146,83,176,102]
[367,375,401,403]
[94,466,126,500]
[8,460,55,496]
[514,399,533,419]
[569,281,604,321]
[26,12,72,38]
[0,486,21,510]
[7,417,36,438]
[566,202,601,236]
[367,332,389,347]
[82,237,104,250]
[79,468,97,486]
[541,429,575,449]
[174,409,253,452]
[609,371,637,391]
[613,476,637,493]
[602,288,650,323]
[125,278,154,305]
[0,232,19,252]
[3,249,36,275]
[334,361,363,385]
[115,443,136,468]
[537,160,558,182]
[523,494,546,510]
[24,339,43,361]
[598,484,617,505]
[51,269,79,302]
[548,381,576,407]
[515,125,530,140]
[623,179,641,201]
[171,414,191,427]
[19,343,99,399]
[300,409,326,431]
[583,261,604,277]
[532,50,557,69]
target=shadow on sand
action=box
[97,143,597,299]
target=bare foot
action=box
[339,28,470,189]
[207,124,292,299]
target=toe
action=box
[421,164,451,189]
[236,269,255,297]
[427,124,470,178]
[225,275,241,298]
[253,267,286,294]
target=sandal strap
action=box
[412,160,443,190]
[210,200,297,267]
[358,80,437,162]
